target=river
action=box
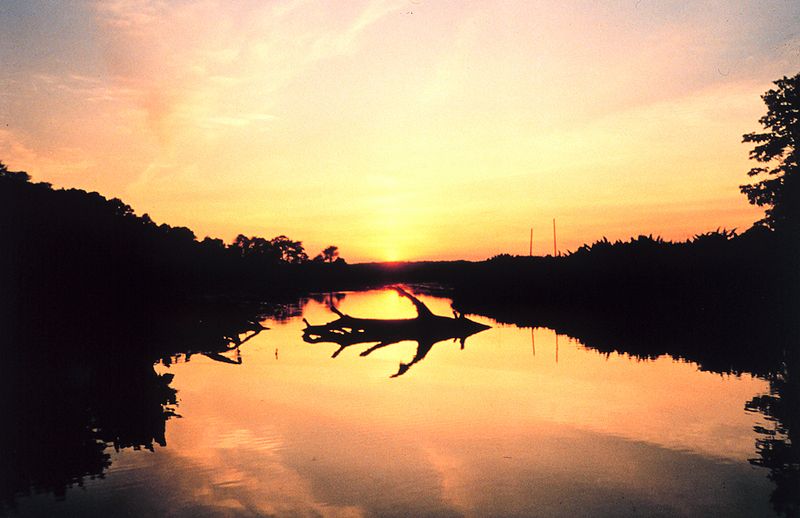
[5,287,790,517]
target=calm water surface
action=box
[9,289,783,517]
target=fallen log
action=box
[302,286,490,377]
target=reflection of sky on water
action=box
[12,289,778,517]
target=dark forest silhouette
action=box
[444,283,799,517]
[0,161,346,349]
[0,297,303,512]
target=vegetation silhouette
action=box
[0,161,345,346]
[744,352,800,518]
[741,72,800,236]
[302,287,489,377]
[0,297,294,511]
[447,283,799,517]
[313,245,341,263]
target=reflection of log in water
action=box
[302,287,490,377]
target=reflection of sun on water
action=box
[338,287,419,319]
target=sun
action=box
[383,249,402,263]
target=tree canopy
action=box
[321,245,339,263]
[0,162,344,306]
[741,73,800,233]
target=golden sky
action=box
[2,1,798,262]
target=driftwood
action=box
[302,287,490,377]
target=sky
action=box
[1,1,799,262]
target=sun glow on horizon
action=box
[383,249,402,263]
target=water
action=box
[4,288,789,517]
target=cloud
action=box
[0,128,96,185]
[202,113,277,129]
[88,0,403,145]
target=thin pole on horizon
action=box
[553,218,558,257]
[529,227,533,257]
[531,328,535,356]
[555,333,559,364]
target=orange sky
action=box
[2,1,798,262]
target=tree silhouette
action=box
[741,73,800,233]
[270,235,308,264]
[321,245,339,263]
[0,161,30,183]
[231,234,280,262]
[228,234,311,264]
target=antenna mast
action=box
[529,227,533,257]
[552,218,557,256]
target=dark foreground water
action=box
[3,288,794,517]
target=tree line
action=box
[0,163,347,344]
[2,72,797,325]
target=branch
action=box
[393,286,433,318]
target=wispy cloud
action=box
[89,0,403,144]
[202,113,277,128]
[0,128,96,185]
